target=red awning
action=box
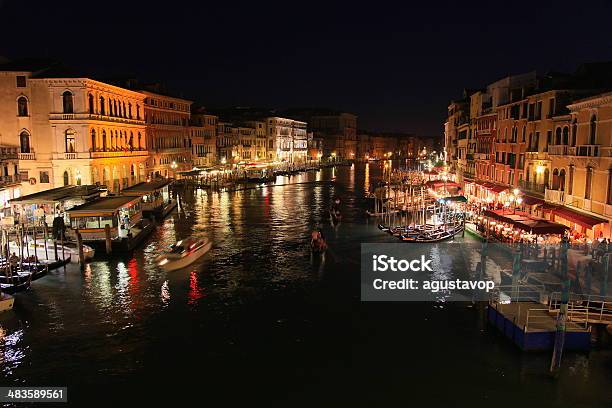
[489,185,507,193]
[522,195,544,206]
[482,210,568,235]
[425,180,460,189]
[552,207,608,228]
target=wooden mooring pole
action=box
[550,238,569,377]
[104,224,112,255]
[75,230,85,270]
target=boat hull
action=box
[160,241,212,272]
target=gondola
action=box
[0,270,33,286]
[388,224,438,237]
[0,259,48,281]
[1,280,31,294]
[399,225,464,243]
[246,176,275,183]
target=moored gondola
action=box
[399,225,464,243]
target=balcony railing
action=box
[49,113,145,125]
[519,180,546,194]
[0,175,20,184]
[601,147,612,157]
[545,188,565,204]
[90,149,149,159]
[575,145,600,157]
[548,145,568,156]
[18,152,35,160]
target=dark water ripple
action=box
[0,163,609,407]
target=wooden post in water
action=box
[105,224,112,255]
[60,232,66,271]
[17,226,23,271]
[550,238,569,377]
[32,226,37,263]
[75,230,85,269]
[43,223,49,261]
[53,237,58,261]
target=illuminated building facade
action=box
[190,109,218,167]
[142,91,192,178]
[0,65,148,195]
[265,117,308,163]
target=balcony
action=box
[90,149,149,159]
[0,148,18,160]
[548,145,568,156]
[49,113,145,125]
[519,180,546,195]
[575,145,600,157]
[18,152,35,160]
[545,188,565,204]
[0,175,20,184]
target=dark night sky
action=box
[1,0,612,137]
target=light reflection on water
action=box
[0,163,608,408]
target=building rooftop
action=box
[67,196,141,213]
[10,185,102,204]
[121,179,173,194]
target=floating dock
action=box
[487,301,591,351]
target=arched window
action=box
[562,127,569,145]
[88,94,95,114]
[113,100,118,117]
[19,130,31,153]
[543,168,550,188]
[552,168,559,190]
[137,132,142,149]
[555,127,562,145]
[136,104,141,120]
[122,102,126,118]
[129,132,134,150]
[65,129,76,153]
[128,103,132,119]
[559,169,566,192]
[100,96,105,115]
[589,115,597,144]
[102,130,107,151]
[17,96,28,116]
[91,129,96,151]
[62,91,73,113]
[63,170,69,186]
[571,119,577,146]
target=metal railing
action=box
[519,180,546,194]
[576,144,600,157]
[544,188,565,204]
[549,292,612,325]
[548,145,568,156]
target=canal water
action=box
[0,163,610,407]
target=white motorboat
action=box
[9,238,95,263]
[155,238,211,272]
